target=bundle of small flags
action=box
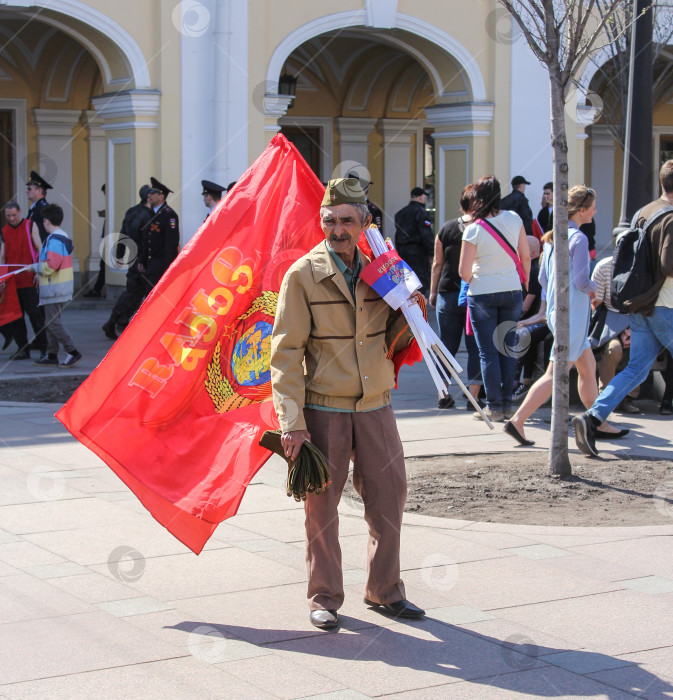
[361,225,493,429]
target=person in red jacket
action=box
[1,201,47,360]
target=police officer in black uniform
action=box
[137,176,180,293]
[26,171,52,247]
[101,184,153,340]
[201,179,226,220]
[394,187,435,296]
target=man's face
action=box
[320,204,370,259]
[26,184,43,203]
[418,194,427,205]
[517,184,526,193]
[148,190,165,208]
[4,207,21,226]
[543,188,552,204]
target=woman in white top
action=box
[459,176,530,422]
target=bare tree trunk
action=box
[549,76,572,478]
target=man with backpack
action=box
[573,160,673,457]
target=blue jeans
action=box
[468,290,523,412]
[590,307,673,422]
[436,291,482,385]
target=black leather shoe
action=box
[102,322,118,341]
[364,598,425,619]
[309,609,338,629]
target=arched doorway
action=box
[0,2,154,286]
[265,16,491,234]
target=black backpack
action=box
[610,206,673,313]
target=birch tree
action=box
[497,0,641,476]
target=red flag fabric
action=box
[0,267,22,327]
[57,135,326,554]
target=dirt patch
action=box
[0,376,84,405]
[344,452,673,527]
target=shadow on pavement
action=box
[167,619,672,697]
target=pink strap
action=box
[25,220,37,263]
[477,218,527,285]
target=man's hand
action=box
[137,263,145,273]
[428,291,437,308]
[409,290,422,306]
[281,430,311,462]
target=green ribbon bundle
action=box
[259,429,331,502]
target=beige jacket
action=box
[271,240,412,432]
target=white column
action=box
[179,0,250,243]
[180,0,216,240]
[31,109,81,237]
[510,39,552,211]
[379,119,416,219]
[335,117,376,176]
[83,110,106,281]
[589,125,617,256]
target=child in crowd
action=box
[32,204,82,368]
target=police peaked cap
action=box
[201,180,226,196]
[149,176,173,196]
[26,170,53,191]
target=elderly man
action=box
[270,177,425,630]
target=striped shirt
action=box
[591,256,616,311]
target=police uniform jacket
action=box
[367,200,384,234]
[270,240,412,433]
[500,190,533,237]
[138,203,180,278]
[393,201,434,256]
[29,198,49,243]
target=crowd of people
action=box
[0,172,236,362]
[392,168,673,452]
[3,162,673,456]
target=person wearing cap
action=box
[1,201,47,360]
[137,177,180,295]
[500,175,534,237]
[26,171,52,247]
[271,177,425,630]
[347,172,383,234]
[393,187,435,296]
[201,180,226,220]
[102,185,153,340]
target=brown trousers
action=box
[303,405,407,612]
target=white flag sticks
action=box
[362,225,493,430]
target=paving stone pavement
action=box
[1,308,673,698]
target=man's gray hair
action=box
[320,203,370,225]
[4,200,20,211]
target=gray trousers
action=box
[43,302,76,355]
[303,405,407,612]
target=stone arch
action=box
[266,10,486,102]
[1,0,151,89]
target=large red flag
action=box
[57,135,326,554]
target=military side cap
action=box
[149,176,173,196]
[26,170,53,190]
[321,178,367,206]
[201,179,226,195]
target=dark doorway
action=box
[281,126,321,179]
[0,110,15,208]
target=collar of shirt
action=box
[326,241,361,298]
[153,204,162,213]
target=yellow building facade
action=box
[0,0,669,288]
